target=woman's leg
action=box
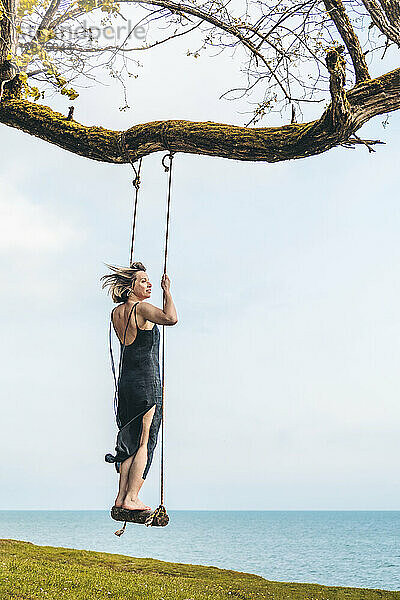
[114,456,134,507]
[122,405,156,511]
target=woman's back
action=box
[112,302,160,376]
[112,301,155,345]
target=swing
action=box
[110,134,174,536]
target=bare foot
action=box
[122,497,151,511]
[114,497,125,508]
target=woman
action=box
[101,262,178,512]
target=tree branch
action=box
[0,57,399,164]
[361,0,400,46]
[120,0,293,101]
[378,0,400,31]
[325,47,350,129]
[31,0,62,45]
[343,134,384,152]
[322,0,370,82]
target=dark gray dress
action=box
[105,302,162,479]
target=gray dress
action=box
[105,302,162,479]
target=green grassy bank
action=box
[1,539,398,600]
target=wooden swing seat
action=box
[111,505,169,527]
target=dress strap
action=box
[122,302,139,346]
[133,301,140,331]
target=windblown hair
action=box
[100,261,146,303]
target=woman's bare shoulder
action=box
[136,301,156,313]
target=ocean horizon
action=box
[1,510,399,591]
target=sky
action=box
[1,16,400,511]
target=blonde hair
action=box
[100,261,146,303]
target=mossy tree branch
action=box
[0,51,399,164]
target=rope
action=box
[129,160,142,265]
[117,132,142,265]
[160,151,174,507]
[129,151,175,527]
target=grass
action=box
[0,539,398,600]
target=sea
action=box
[0,511,399,591]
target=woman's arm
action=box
[137,274,178,326]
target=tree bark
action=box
[322,0,370,83]
[360,0,400,45]
[0,0,19,85]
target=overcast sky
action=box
[1,19,399,511]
